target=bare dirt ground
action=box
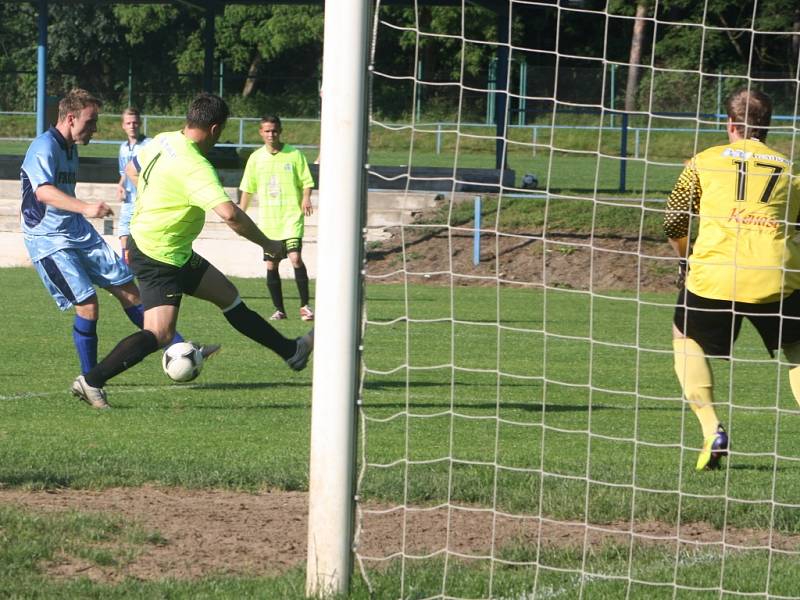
[3,486,800,583]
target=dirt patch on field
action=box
[2,486,800,583]
[366,225,677,293]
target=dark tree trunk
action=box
[624,3,648,113]
[242,53,262,98]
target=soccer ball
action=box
[521,173,539,190]
[162,342,204,383]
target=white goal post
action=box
[305,0,370,596]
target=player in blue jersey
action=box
[116,107,149,264]
[21,89,215,408]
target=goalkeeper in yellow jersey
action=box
[664,87,800,471]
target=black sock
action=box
[224,301,295,359]
[85,330,160,388]
[294,264,310,307]
[266,269,285,313]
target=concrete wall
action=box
[0,179,444,279]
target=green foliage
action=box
[114,5,179,46]
[0,3,797,120]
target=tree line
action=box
[0,1,797,120]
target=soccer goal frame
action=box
[304,0,371,596]
[307,1,800,598]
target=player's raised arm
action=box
[213,199,283,256]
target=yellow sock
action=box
[789,367,800,408]
[782,343,800,409]
[673,338,719,439]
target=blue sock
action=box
[123,303,183,345]
[124,304,145,328]
[73,315,98,374]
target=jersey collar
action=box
[48,126,68,150]
[48,126,74,159]
[126,134,146,149]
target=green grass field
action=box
[2,266,800,598]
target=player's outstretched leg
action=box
[223,298,313,369]
[673,337,727,470]
[72,330,161,409]
[193,264,312,369]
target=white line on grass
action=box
[0,384,202,401]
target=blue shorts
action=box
[33,241,135,310]
[118,201,134,238]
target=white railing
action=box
[1,111,796,159]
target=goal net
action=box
[353,1,800,597]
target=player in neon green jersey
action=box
[72,93,313,408]
[240,115,316,322]
[665,87,800,470]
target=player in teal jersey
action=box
[72,94,313,408]
[239,116,315,322]
[116,107,149,264]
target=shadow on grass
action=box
[728,463,794,472]
[0,474,75,488]
[112,381,310,391]
[77,403,310,412]
[365,296,439,303]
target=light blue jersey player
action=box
[116,107,149,263]
[21,89,168,384]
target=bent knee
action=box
[151,329,176,348]
[108,282,141,307]
[74,296,99,320]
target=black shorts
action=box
[127,237,210,310]
[674,287,800,357]
[263,238,302,262]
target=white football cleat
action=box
[299,305,314,322]
[71,375,110,410]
